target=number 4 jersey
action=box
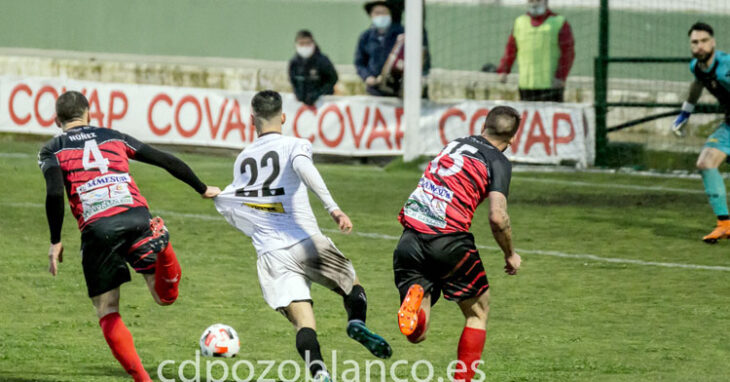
[399,135,512,235]
[214,133,329,254]
[38,126,150,230]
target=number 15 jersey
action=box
[399,135,512,235]
[214,133,321,254]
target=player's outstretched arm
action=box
[42,165,65,276]
[672,80,704,137]
[292,155,351,232]
[488,191,521,275]
[132,143,219,198]
[687,80,704,104]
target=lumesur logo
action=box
[156,350,486,382]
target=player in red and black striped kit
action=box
[393,106,523,382]
[38,91,220,381]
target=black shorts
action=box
[519,88,564,102]
[393,228,488,305]
[80,207,169,297]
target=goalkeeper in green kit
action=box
[673,22,730,243]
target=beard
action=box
[693,47,715,64]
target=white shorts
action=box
[257,233,357,310]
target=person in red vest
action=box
[497,0,575,102]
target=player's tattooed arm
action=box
[489,191,522,275]
[489,191,521,275]
[488,194,511,232]
[488,191,514,256]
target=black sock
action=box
[719,215,729,221]
[343,285,367,323]
[296,328,326,377]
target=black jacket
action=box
[288,49,338,106]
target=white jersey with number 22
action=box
[214,134,321,254]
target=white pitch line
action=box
[6,202,44,208]
[0,149,709,194]
[513,176,704,195]
[315,227,730,272]
[8,202,728,272]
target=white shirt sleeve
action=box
[292,155,340,213]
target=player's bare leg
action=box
[398,284,432,343]
[282,301,330,381]
[92,288,151,382]
[337,278,392,359]
[453,290,490,382]
[697,147,730,243]
[92,288,120,319]
[458,290,490,331]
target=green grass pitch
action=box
[1,136,729,381]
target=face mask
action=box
[372,15,392,30]
[528,3,547,16]
[296,45,315,59]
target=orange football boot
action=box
[398,284,424,336]
[703,220,730,243]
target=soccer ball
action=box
[199,324,240,358]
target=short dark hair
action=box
[55,91,89,124]
[689,22,714,37]
[364,1,391,15]
[251,90,282,129]
[295,29,314,41]
[483,106,521,141]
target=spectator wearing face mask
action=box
[288,30,338,106]
[497,0,575,102]
[354,1,405,96]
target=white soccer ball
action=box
[199,324,240,358]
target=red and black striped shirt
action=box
[399,135,512,235]
[39,126,207,244]
[38,126,150,230]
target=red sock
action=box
[99,313,150,382]
[407,309,427,343]
[155,243,181,304]
[453,327,486,382]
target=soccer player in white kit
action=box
[214,91,391,382]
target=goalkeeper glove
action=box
[672,102,694,137]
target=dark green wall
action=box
[0,0,727,80]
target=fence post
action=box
[594,0,609,165]
[402,0,424,161]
